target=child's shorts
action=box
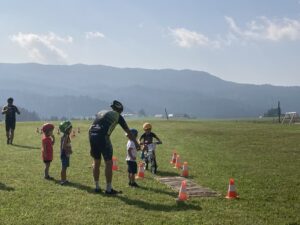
[61,154,70,168]
[127,161,137,174]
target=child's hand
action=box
[135,143,141,151]
[51,135,55,145]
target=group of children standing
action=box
[41,121,72,185]
[41,121,161,188]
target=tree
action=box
[138,109,147,117]
[264,108,280,117]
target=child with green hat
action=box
[59,121,73,185]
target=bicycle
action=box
[141,141,162,174]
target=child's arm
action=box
[51,135,55,145]
[139,134,145,145]
[153,133,162,144]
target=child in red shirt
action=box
[42,123,55,179]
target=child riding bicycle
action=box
[139,123,162,173]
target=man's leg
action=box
[93,159,101,191]
[105,159,113,192]
[10,129,14,144]
[5,123,10,144]
[6,131,10,144]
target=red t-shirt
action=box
[42,136,53,161]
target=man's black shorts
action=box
[5,120,16,132]
[89,132,113,161]
[127,161,137,174]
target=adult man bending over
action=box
[89,100,140,194]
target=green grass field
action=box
[0,120,299,225]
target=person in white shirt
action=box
[126,128,140,187]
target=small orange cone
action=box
[112,156,118,171]
[177,180,188,201]
[170,151,177,164]
[225,178,238,199]
[174,155,182,169]
[136,162,145,179]
[181,162,189,177]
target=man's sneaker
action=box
[60,180,69,185]
[131,182,139,187]
[105,188,121,195]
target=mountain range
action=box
[0,63,299,119]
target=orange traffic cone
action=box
[181,162,189,177]
[136,162,145,179]
[174,155,182,169]
[225,178,238,199]
[177,180,188,201]
[170,151,177,164]
[112,156,118,171]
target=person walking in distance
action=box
[2,97,20,145]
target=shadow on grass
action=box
[155,170,180,177]
[116,195,201,212]
[137,184,176,197]
[50,178,103,195]
[11,144,40,150]
[0,183,15,191]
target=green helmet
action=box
[59,121,72,133]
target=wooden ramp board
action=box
[156,176,219,197]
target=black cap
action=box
[110,100,123,112]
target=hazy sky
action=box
[0,0,300,86]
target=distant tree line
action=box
[264,107,282,117]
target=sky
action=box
[0,0,300,86]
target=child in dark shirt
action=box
[139,123,162,170]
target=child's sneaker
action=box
[131,182,139,187]
[44,175,54,180]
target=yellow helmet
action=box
[143,122,152,131]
